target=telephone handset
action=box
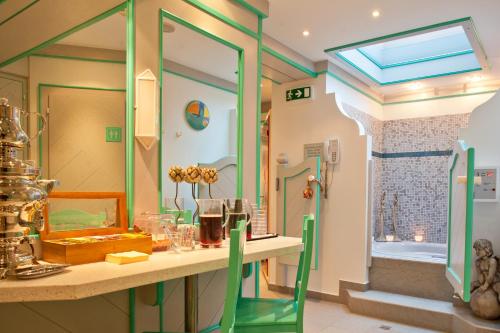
[324,138,340,165]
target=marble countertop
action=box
[0,236,302,303]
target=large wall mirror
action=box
[160,11,243,217]
[0,5,132,232]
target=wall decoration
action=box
[185,100,210,130]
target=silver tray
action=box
[9,264,70,279]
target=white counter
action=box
[0,236,302,303]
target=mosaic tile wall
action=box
[343,110,470,243]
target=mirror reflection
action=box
[161,17,239,218]
[0,11,127,232]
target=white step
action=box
[347,290,500,333]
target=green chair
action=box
[232,214,315,333]
[219,219,248,333]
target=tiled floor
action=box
[259,273,442,333]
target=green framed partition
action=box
[158,8,245,212]
[447,141,475,302]
[0,0,135,227]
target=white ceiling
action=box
[264,0,500,96]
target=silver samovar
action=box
[0,98,58,278]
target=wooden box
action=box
[41,192,152,265]
[42,234,152,265]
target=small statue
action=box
[470,239,500,319]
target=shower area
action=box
[349,109,471,263]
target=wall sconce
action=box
[135,69,159,150]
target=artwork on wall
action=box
[185,100,210,130]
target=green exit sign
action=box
[286,86,311,101]
[106,127,122,142]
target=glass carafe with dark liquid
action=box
[225,198,253,240]
[197,199,225,248]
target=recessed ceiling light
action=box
[372,10,380,18]
[302,30,310,37]
[408,82,423,90]
[469,75,483,82]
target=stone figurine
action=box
[470,239,500,319]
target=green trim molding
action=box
[126,0,135,227]
[233,0,268,18]
[0,0,39,27]
[255,16,263,206]
[263,45,318,78]
[183,0,258,39]
[31,53,126,64]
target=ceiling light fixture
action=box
[469,75,483,82]
[302,30,310,37]
[372,10,380,18]
[408,82,423,90]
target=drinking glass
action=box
[197,199,225,248]
[224,198,253,239]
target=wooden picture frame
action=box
[40,192,128,240]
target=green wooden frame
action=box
[282,156,321,269]
[159,8,245,212]
[447,143,475,302]
[1,1,135,226]
[27,1,134,226]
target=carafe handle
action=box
[22,111,47,142]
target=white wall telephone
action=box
[324,138,340,164]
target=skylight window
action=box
[325,18,487,86]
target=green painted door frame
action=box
[158,9,245,211]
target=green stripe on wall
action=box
[31,53,126,64]
[0,0,39,27]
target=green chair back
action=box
[294,215,315,326]
[220,220,247,333]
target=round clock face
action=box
[185,100,210,130]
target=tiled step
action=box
[369,256,454,301]
[347,290,453,332]
[347,290,500,333]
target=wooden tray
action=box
[42,235,152,265]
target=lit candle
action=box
[415,235,423,242]
[386,235,395,242]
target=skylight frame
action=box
[324,17,488,86]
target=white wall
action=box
[383,93,496,120]
[162,72,236,213]
[325,73,384,120]
[460,91,500,258]
[269,75,371,296]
